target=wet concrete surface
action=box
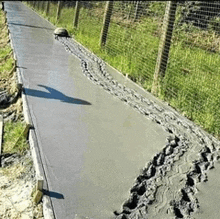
[194,161,220,219]
[4,2,169,219]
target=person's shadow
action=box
[24,84,91,105]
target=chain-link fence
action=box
[26,1,220,138]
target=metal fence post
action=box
[46,1,50,16]
[37,1,40,9]
[100,1,113,47]
[56,1,62,22]
[37,1,40,10]
[134,1,141,22]
[73,1,81,28]
[41,1,45,11]
[151,1,177,95]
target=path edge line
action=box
[4,5,55,219]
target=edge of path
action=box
[3,2,55,218]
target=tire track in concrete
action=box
[57,36,220,218]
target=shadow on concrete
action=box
[43,189,64,199]
[18,66,27,70]
[25,84,92,105]
[8,22,54,31]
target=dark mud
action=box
[0,84,22,109]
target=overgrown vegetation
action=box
[28,1,220,138]
[3,122,29,154]
[0,11,15,96]
[0,9,28,155]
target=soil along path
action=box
[4,2,220,219]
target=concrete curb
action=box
[3,5,55,219]
[17,48,55,219]
[16,48,55,219]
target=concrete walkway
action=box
[4,2,170,218]
[5,2,220,219]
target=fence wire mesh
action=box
[27,1,220,137]
[106,1,166,91]
[76,2,105,50]
[162,1,220,136]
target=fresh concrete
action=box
[4,2,169,219]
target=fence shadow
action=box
[8,22,54,31]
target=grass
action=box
[161,25,220,136]
[26,2,220,138]
[0,28,13,79]
[0,10,29,155]
[0,10,15,97]
[3,122,29,154]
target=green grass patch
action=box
[0,56,13,74]
[0,11,14,76]
[0,10,29,155]
[3,121,29,154]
